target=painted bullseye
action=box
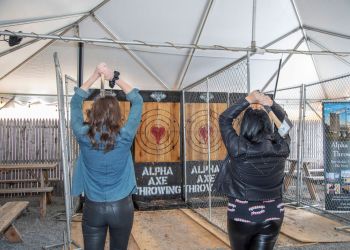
[136,109,179,155]
[186,109,222,154]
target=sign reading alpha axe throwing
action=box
[135,163,182,199]
[323,102,350,211]
[133,92,182,199]
[185,161,221,195]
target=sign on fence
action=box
[323,102,350,211]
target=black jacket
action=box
[216,97,290,201]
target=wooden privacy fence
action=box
[0,119,79,196]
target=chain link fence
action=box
[183,61,350,231]
[300,74,350,218]
[183,59,248,231]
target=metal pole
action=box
[290,0,322,86]
[299,84,307,204]
[206,78,212,221]
[309,38,350,67]
[0,12,89,28]
[176,0,214,89]
[261,37,304,92]
[251,0,257,50]
[64,76,71,162]
[1,30,349,55]
[246,51,251,93]
[93,15,170,90]
[182,90,188,202]
[53,52,72,246]
[184,27,300,91]
[296,84,305,206]
[303,25,350,41]
[0,27,73,81]
[0,23,77,58]
[77,42,84,87]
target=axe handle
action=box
[265,58,283,129]
[267,110,282,128]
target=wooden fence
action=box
[0,119,79,195]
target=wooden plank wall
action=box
[185,103,227,161]
[134,102,180,163]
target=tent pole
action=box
[0,0,111,81]
[303,25,350,41]
[92,14,170,90]
[290,0,326,97]
[2,30,348,55]
[308,38,350,67]
[0,23,77,58]
[0,27,73,81]
[247,0,257,93]
[183,27,300,91]
[251,0,257,50]
[175,0,214,90]
[0,12,88,28]
[261,37,304,92]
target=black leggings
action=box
[227,218,282,250]
[82,195,134,250]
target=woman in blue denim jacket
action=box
[71,63,143,250]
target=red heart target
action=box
[151,126,166,144]
[136,108,179,156]
[186,109,222,154]
[198,125,213,144]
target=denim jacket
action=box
[71,87,143,202]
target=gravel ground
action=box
[2,196,350,250]
[276,243,350,250]
[0,196,66,250]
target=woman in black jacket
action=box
[218,90,290,250]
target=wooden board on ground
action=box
[180,208,309,248]
[193,206,310,248]
[0,201,29,243]
[70,214,139,250]
[281,207,350,243]
[0,201,29,233]
[132,209,230,250]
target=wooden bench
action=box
[284,159,324,201]
[0,163,57,218]
[0,201,29,243]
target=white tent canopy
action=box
[0,0,349,97]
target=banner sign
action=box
[134,163,182,200]
[185,160,221,196]
[323,102,350,211]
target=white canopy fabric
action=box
[0,0,349,97]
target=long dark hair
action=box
[86,96,122,152]
[240,108,273,143]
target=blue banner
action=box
[323,102,350,210]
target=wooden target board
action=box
[82,100,130,124]
[135,102,180,163]
[185,103,227,161]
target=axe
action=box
[262,58,293,138]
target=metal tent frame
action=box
[1,0,350,91]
